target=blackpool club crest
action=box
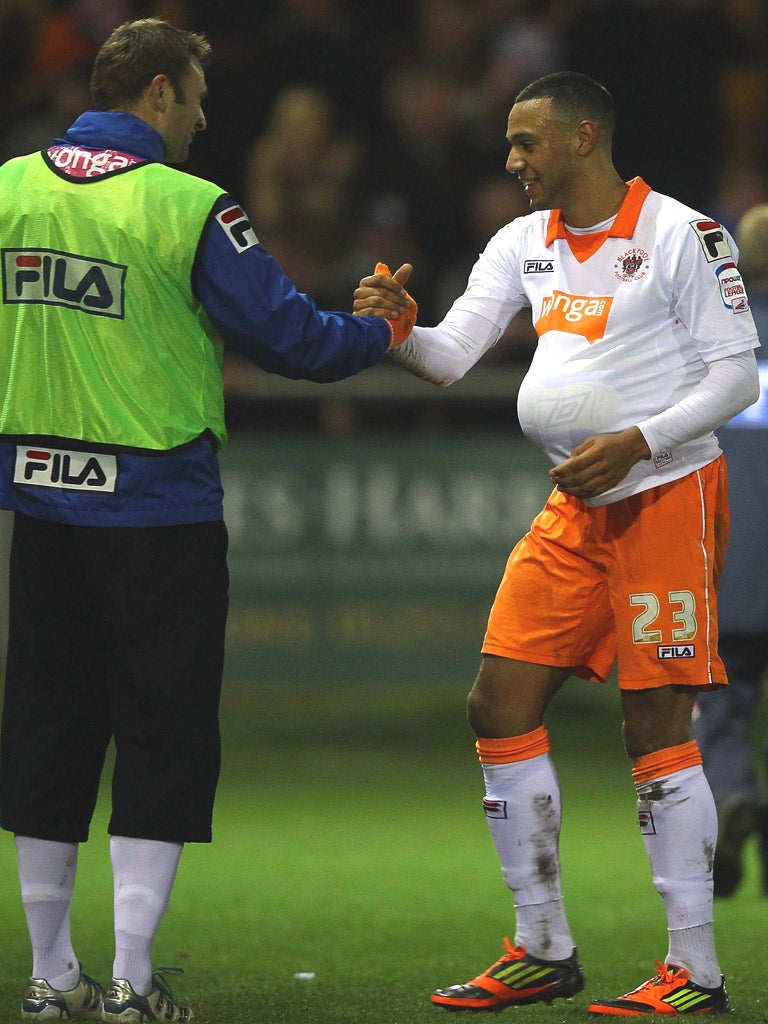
[614,247,649,283]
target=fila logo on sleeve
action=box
[690,219,732,263]
[14,446,117,491]
[215,205,259,253]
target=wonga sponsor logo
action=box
[14,446,118,492]
[534,290,613,344]
[2,248,126,318]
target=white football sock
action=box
[15,835,80,990]
[111,837,183,996]
[481,753,575,961]
[636,764,721,987]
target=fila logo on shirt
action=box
[216,205,259,253]
[14,446,118,492]
[535,290,613,344]
[523,259,554,274]
[2,248,126,319]
[689,219,732,263]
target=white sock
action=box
[111,837,183,996]
[636,764,721,987]
[15,835,80,990]
[482,753,575,961]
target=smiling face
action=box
[160,59,207,164]
[505,97,580,213]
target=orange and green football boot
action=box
[588,962,730,1016]
[431,938,585,1011]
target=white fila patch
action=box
[215,205,259,253]
[689,219,732,263]
[638,801,657,835]
[483,798,508,819]
[14,446,117,492]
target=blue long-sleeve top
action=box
[0,112,391,526]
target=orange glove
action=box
[375,262,418,349]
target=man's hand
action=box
[549,427,651,500]
[353,262,417,348]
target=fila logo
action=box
[535,290,613,344]
[216,205,259,253]
[2,248,126,318]
[14,446,117,492]
[689,219,732,263]
[638,802,657,835]
[483,799,508,819]
[523,259,554,274]
[657,644,695,660]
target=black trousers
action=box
[0,513,229,843]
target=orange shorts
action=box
[482,457,730,690]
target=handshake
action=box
[353,262,417,349]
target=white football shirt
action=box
[404,178,760,504]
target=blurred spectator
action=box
[241,84,365,302]
[694,203,768,898]
[3,0,768,425]
[436,175,537,363]
[561,0,765,214]
[0,68,90,161]
[0,0,89,142]
[369,63,471,319]
[458,0,563,182]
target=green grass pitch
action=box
[1,679,766,1023]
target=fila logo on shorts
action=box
[215,205,259,253]
[2,248,126,319]
[657,644,695,660]
[14,446,118,492]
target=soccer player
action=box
[0,18,414,1023]
[693,203,768,898]
[354,72,759,1015]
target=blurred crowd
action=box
[2,0,768,365]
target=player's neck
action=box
[560,174,629,230]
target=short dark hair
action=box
[515,72,615,136]
[90,18,211,110]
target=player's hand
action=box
[549,427,651,499]
[353,262,418,348]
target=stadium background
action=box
[1,0,767,683]
[1,5,768,1021]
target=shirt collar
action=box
[57,111,166,163]
[545,177,652,246]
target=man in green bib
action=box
[0,17,416,1022]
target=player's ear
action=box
[573,119,599,157]
[146,74,170,112]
